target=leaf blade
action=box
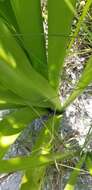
[20,115,62,190]
[48,0,76,90]
[0,151,77,173]
[11,0,48,78]
[0,107,46,159]
[0,18,61,110]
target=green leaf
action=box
[10,0,48,78]
[0,0,18,30]
[0,59,61,110]
[0,151,77,173]
[0,107,46,159]
[0,17,61,110]
[0,103,21,110]
[48,0,76,90]
[0,83,25,109]
[86,155,92,175]
[0,84,27,108]
[63,56,92,109]
[20,115,62,190]
[20,168,45,190]
[64,155,86,190]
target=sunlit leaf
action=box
[0,151,77,173]
[48,0,76,90]
[0,107,46,159]
[0,17,61,110]
[11,0,48,78]
[20,115,62,190]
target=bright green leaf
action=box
[0,0,18,30]
[48,0,76,90]
[10,0,48,78]
[0,17,61,110]
[0,151,77,173]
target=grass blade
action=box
[64,155,86,190]
[63,56,92,109]
[69,0,92,49]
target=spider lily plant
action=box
[0,0,92,189]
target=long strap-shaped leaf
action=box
[64,155,86,190]
[0,151,77,173]
[48,0,76,90]
[10,0,48,78]
[0,17,33,75]
[0,107,46,159]
[20,115,61,190]
[0,18,61,110]
[63,56,92,109]
[0,0,29,54]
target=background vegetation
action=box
[0,0,92,189]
